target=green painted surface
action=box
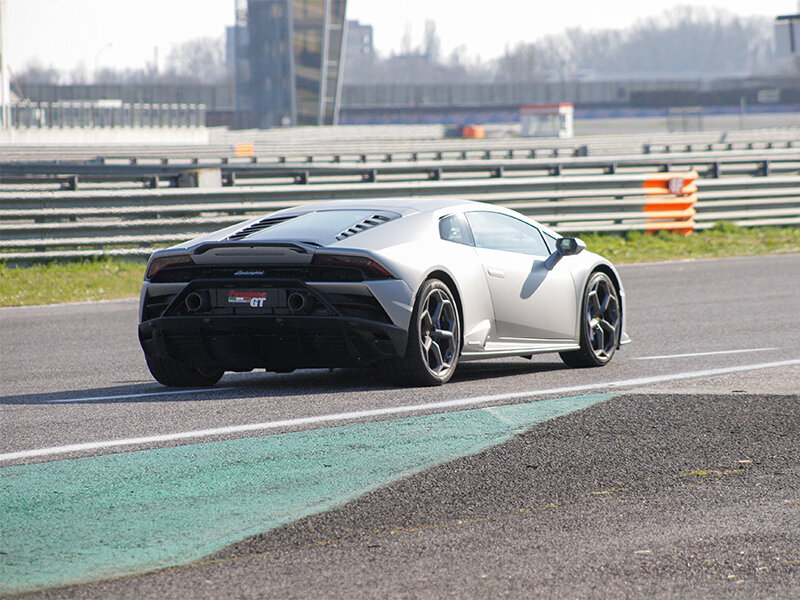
[0,394,611,595]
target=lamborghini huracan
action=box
[139,197,629,387]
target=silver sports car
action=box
[139,197,629,387]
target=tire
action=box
[381,279,461,386]
[144,353,224,387]
[560,271,621,368]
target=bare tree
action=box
[400,23,414,56]
[423,20,441,64]
[496,43,541,82]
[66,62,89,84]
[164,36,226,84]
[493,6,773,81]
[12,60,61,85]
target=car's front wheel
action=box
[382,279,461,386]
[560,271,621,368]
[144,353,224,387]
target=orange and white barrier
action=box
[234,142,255,158]
[642,171,698,235]
[461,125,485,139]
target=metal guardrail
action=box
[0,144,589,167]
[643,140,797,154]
[2,148,799,191]
[2,169,799,263]
[0,147,589,190]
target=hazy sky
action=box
[4,0,795,74]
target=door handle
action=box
[487,267,505,278]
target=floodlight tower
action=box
[0,0,10,129]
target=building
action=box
[234,0,347,128]
[345,20,373,59]
[340,20,375,84]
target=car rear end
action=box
[139,210,416,378]
[139,245,413,375]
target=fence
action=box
[2,147,799,191]
[8,102,206,129]
[2,168,799,263]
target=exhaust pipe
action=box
[185,292,208,313]
[287,292,308,313]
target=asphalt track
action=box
[1,253,799,598]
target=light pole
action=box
[0,0,10,129]
[94,42,113,81]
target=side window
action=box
[465,211,550,256]
[439,213,474,246]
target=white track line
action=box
[634,348,778,361]
[3,358,800,463]
[46,388,234,404]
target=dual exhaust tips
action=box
[184,291,310,314]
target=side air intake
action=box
[336,214,394,241]
[226,216,296,241]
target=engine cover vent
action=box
[227,215,296,241]
[335,214,395,241]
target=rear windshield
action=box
[250,210,383,240]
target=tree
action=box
[423,19,441,64]
[492,6,774,80]
[164,36,226,84]
[400,23,414,56]
[12,60,61,85]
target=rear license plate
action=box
[216,288,286,311]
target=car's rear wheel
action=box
[144,353,224,387]
[560,271,620,368]
[382,279,461,386]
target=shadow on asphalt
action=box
[1,359,570,405]
[451,360,569,383]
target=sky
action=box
[3,0,796,75]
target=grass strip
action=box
[1,224,799,307]
[0,257,145,307]
[579,222,800,264]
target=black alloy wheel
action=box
[381,278,461,386]
[560,271,621,368]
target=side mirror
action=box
[545,237,586,270]
[556,237,586,256]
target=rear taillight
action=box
[311,254,393,279]
[145,254,194,280]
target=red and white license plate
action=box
[216,288,286,310]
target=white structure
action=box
[520,103,574,138]
[0,101,210,144]
[775,2,800,70]
[775,14,800,56]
